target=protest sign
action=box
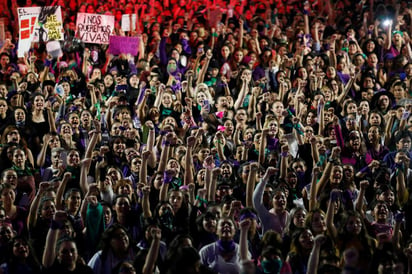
[121,14,137,32]
[76,13,114,44]
[109,36,139,56]
[17,6,64,57]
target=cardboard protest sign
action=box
[109,36,139,56]
[76,13,114,44]
[17,6,64,57]
[17,6,64,42]
[121,14,137,32]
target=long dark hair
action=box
[99,223,131,260]
[7,236,41,274]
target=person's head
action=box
[2,126,21,144]
[288,207,307,232]
[66,149,80,167]
[372,200,389,223]
[263,116,279,137]
[0,183,15,206]
[239,207,258,235]
[114,179,133,199]
[340,211,365,236]
[271,188,287,212]
[168,189,184,213]
[10,236,31,260]
[112,195,131,217]
[305,209,326,235]
[395,131,412,151]
[198,211,217,234]
[376,184,395,207]
[1,169,18,189]
[290,228,314,254]
[39,197,56,219]
[0,223,15,244]
[216,216,236,241]
[329,165,343,186]
[64,188,82,213]
[56,237,78,270]
[100,223,130,254]
[260,245,283,274]
[11,147,26,169]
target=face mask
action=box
[261,258,282,274]
[16,120,25,128]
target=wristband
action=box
[212,32,218,37]
[281,152,289,157]
[162,141,171,146]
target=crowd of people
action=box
[1,0,412,273]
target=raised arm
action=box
[142,227,162,274]
[28,182,50,231]
[246,163,259,208]
[325,189,340,240]
[184,136,196,186]
[43,211,67,268]
[55,172,72,210]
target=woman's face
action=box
[110,228,129,252]
[359,101,369,115]
[169,190,183,213]
[6,129,20,144]
[162,93,173,108]
[12,239,29,259]
[329,166,343,185]
[234,50,244,63]
[60,123,72,135]
[272,102,284,118]
[112,138,126,155]
[326,66,336,78]
[223,120,234,136]
[196,91,206,105]
[378,189,395,207]
[369,113,381,126]
[220,163,232,179]
[2,170,17,188]
[33,95,45,110]
[298,229,314,250]
[1,187,15,204]
[104,74,114,87]
[49,135,61,149]
[267,120,279,136]
[203,216,217,233]
[67,150,80,166]
[114,197,131,215]
[103,205,112,226]
[12,149,26,168]
[346,216,362,235]
[293,209,306,228]
[41,200,56,219]
[311,212,326,234]
[217,218,235,240]
[221,46,230,59]
[368,126,380,143]
[272,191,286,211]
[0,100,7,114]
[14,109,26,122]
[373,202,388,222]
[68,113,80,128]
[57,241,78,268]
